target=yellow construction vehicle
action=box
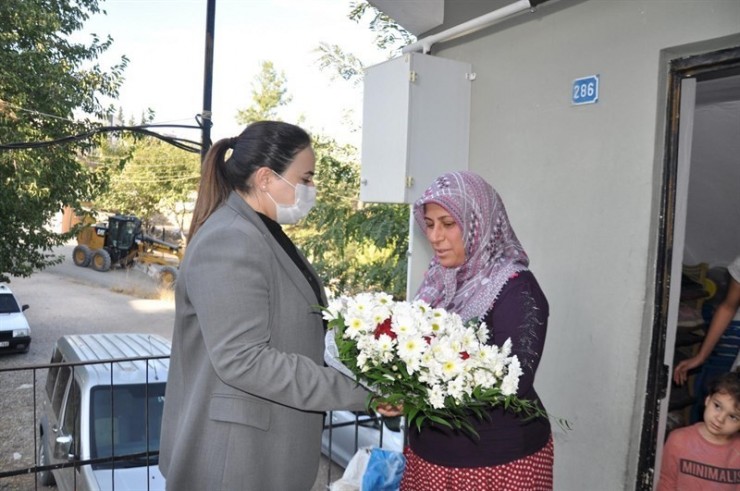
[73,214,183,285]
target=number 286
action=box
[574,81,596,100]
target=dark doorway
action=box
[637,46,740,490]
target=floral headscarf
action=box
[413,171,529,322]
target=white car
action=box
[39,333,169,490]
[0,283,31,353]
[322,411,404,468]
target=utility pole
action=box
[200,0,216,163]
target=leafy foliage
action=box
[0,0,127,282]
[93,133,200,240]
[315,1,414,88]
[348,1,415,55]
[235,61,292,125]
[302,1,417,298]
[290,134,409,299]
[315,42,365,88]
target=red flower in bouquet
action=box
[374,318,396,340]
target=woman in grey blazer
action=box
[160,121,370,490]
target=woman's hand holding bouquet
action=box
[323,292,546,436]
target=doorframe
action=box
[637,45,740,490]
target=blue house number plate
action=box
[572,75,599,105]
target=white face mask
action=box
[266,171,317,224]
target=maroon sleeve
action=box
[486,270,549,397]
[408,270,552,467]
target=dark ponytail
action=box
[188,121,311,241]
[188,138,232,241]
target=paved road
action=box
[44,244,166,299]
[0,245,344,490]
[1,245,174,367]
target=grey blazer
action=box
[160,192,369,490]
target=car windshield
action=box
[0,294,20,314]
[89,383,166,469]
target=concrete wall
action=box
[410,1,740,489]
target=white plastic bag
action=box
[329,447,372,491]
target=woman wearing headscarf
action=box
[400,171,553,490]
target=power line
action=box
[90,156,200,166]
[2,100,202,132]
[0,101,78,124]
[110,175,201,183]
[0,124,203,153]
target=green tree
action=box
[306,1,415,298]
[292,135,409,299]
[94,135,200,241]
[315,1,415,81]
[236,61,292,125]
[348,1,415,54]
[315,41,365,88]
[234,58,409,298]
[0,0,127,282]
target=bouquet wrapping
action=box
[323,292,545,435]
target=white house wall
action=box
[409,0,740,489]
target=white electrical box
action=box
[360,53,472,204]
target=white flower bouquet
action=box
[323,292,546,436]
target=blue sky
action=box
[78,0,388,146]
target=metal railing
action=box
[0,356,405,490]
[0,355,165,490]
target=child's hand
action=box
[673,355,704,385]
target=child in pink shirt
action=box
[658,371,740,489]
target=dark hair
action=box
[188,121,311,240]
[708,371,740,406]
